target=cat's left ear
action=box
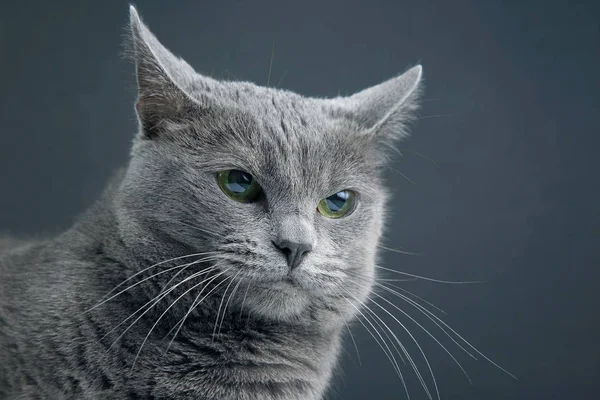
[337,65,423,156]
[128,6,204,138]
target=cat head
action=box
[115,6,423,325]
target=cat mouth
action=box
[249,273,302,291]
[282,274,299,286]
[268,274,299,288]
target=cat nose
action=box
[272,239,312,270]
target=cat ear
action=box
[128,6,202,138]
[339,65,423,155]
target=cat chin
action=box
[235,281,314,320]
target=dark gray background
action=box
[1,0,599,399]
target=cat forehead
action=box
[180,80,363,157]
[185,77,334,127]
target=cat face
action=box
[116,7,422,323]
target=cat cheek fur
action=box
[0,6,422,400]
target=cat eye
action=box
[217,169,262,203]
[317,190,357,219]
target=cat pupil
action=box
[226,170,252,193]
[326,191,348,211]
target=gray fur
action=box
[0,6,422,399]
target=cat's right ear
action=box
[128,6,202,139]
[331,66,423,165]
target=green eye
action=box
[217,169,262,203]
[317,190,357,218]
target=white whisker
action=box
[344,288,433,399]
[377,282,477,361]
[85,256,219,314]
[211,272,239,341]
[132,268,232,370]
[344,321,362,366]
[374,264,484,284]
[376,282,516,379]
[342,295,408,399]
[385,283,448,315]
[217,273,243,336]
[368,295,440,400]
[164,268,233,352]
[378,244,421,256]
[90,252,219,308]
[103,265,219,350]
[240,279,252,319]
[158,257,217,295]
[345,270,442,314]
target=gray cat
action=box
[0,6,425,400]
